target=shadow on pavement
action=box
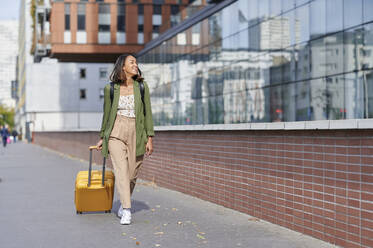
[112,199,149,214]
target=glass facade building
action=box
[138,0,373,126]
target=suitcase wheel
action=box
[105,210,111,213]
[76,211,83,214]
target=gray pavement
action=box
[0,142,338,248]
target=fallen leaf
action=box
[122,232,127,236]
[163,223,168,226]
[248,217,260,222]
[154,232,164,235]
[136,241,140,245]
[172,208,178,211]
[155,244,161,247]
[199,232,205,235]
[177,221,183,225]
[156,205,161,208]
[130,236,137,240]
[196,234,206,240]
[151,209,156,212]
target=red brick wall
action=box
[33,129,373,248]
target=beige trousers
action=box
[108,115,143,209]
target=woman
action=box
[96,54,154,225]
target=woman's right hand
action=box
[96,138,103,150]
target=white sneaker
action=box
[120,209,131,225]
[117,205,123,217]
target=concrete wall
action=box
[33,129,373,248]
[25,60,112,132]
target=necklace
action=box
[120,83,133,95]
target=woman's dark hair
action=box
[109,54,144,83]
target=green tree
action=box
[0,105,15,129]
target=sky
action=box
[0,0,20,20]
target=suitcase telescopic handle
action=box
[88,146,106,187]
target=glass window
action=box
[64,3,70,31]
[220,1,240,39]
[77,4,85,31]
[344,27,364,73]
[363,23,373,70]
[324,75,346,120]
[171,5,179,15]
[295,80,311,121]
[282,82,297,121]
[326,0,342,33]
[325,32,344,76]
[283,10,295,47]
[296,4,310,43]
[98,4,110,32]
[310,0,326,38]
[153,14,162,26]
[345,72,365,118]
[153,4,162,15]
[80,68,86,78]
[138,33,144,44]
[309,78,327,120]
[80,89,86,99]
[364,0,373,23]
[99,68,107,80]
[295,0,309,6]
[138,4,144,15]
[282,0,295,13]
[344,0,363,29]
[192,23,200,45]
[171,14,181,27]
[259,0,270,20]
[136,0,370,125]
[310,37,326,78]
[270,0,281,17]
[208,12,222,44]
[247,0,259,26]
[117,4,125,32]
[366,70,373,118]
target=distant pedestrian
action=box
[96,54,154,225]
[12,129,18,143]
[0,125,10,147]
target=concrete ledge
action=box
[330,119,358,129]
[154,119,373,131]
[35,119,373,133]
[284,121,306,130]
[358,119,373,129]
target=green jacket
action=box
[99,80,154,157]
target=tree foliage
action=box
[0,105,15,129]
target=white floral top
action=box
[117,95,135,118]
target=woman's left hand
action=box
[146,137,153,156]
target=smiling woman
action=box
[96,54,155,225]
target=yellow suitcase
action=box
[75,146,115,214]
